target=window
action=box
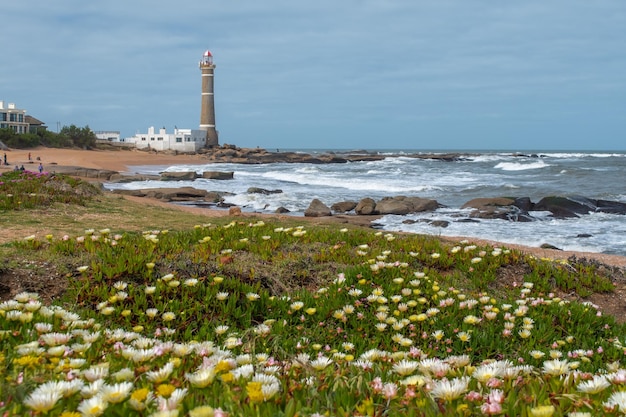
[176,137,182,143]
[0,113,6,121]
[157,137,163,141]
[9,114,16,122]
[141,137,146,141]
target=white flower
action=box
[310,356,333,371]
[23,390,63,413]
[77,395,109,417]
[100,382,134,403]
[146,362,174,383]
[392,359,419,376]
[577,375,611,394]
[429,377,470,401]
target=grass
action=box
[1,171,626,416]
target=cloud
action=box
[1,0,625,149]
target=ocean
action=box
[104,150,626,256]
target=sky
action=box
[1,1,625,151]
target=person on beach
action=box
[38,163,43,173]
[19,165,25,171]
[28,152,31,161]
[3,153,6,165]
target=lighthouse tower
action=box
[199,50,218,147]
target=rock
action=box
[247,187,283,195]
[513,197,534,212]
[595,199,626,215]
[461,197,533,221]
[430,220,450,228]
[331,201,358,213]
[228,206,242,216]
[304,199,332,217]
[540,243,562,250]
[375,196,439,215]
[49,166,118,180]
[462,197,516,210]
[275,207,290,214]
[202,171,234,180]
[143,187,208,201]
[160,171,198,181]
[577,234,593,238]
[108,174,161,183]
[534,196,596,218]
[355,198,377,215]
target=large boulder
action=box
[247,187,283,194]
[160,171,198,181]
[461,197,533,221]
[202,171,234,180]
[595,199,626,215]
[534,196,595,218]
[142,187,208,201]
[49,166,118,180]
[375,196,439,215]
[355,198,377,215]
[534,196,626,218]
[304,199,332,217]
[108,173,161,183]
[331,201,358,213]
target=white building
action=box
[95,131,121,141]
[0,101,28,133]
[125,126,207,152]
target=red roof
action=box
[203,50,212,57]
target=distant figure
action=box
[19,165,25,171]
[28,152,31,161]
[3,153,6,165]
[14,165,19,171]
[38,163,43,173]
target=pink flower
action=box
[371,377,383,392]
[382,383,398,399]
[465,391,483,402]
[481,401,502,415]
[487,389,505,404]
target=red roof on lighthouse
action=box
[203,50,212,57]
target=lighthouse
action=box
[199,50,218,147]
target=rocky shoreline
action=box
[38,144,624,229]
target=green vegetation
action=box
[0,124,96,149]
[1,173,625,416]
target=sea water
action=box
[104,150,626,255]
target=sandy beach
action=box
[3,146,626,268]
[1,146,206,173]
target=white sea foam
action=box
[494,161,550,171]
[108,150,626,255]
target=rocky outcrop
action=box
[108,173,161,183]
[534,196,626,218]
[197,144,478,164]
[355,198,377,215]
[461,197,534,222]
[331,201,358,213]
[48,165,119,180]
[304,199,332,217]
[202,171,234,180]
[375,196,439,215]
[111,187,230,203]
[159,171,198,181]
[247,187,283,195]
